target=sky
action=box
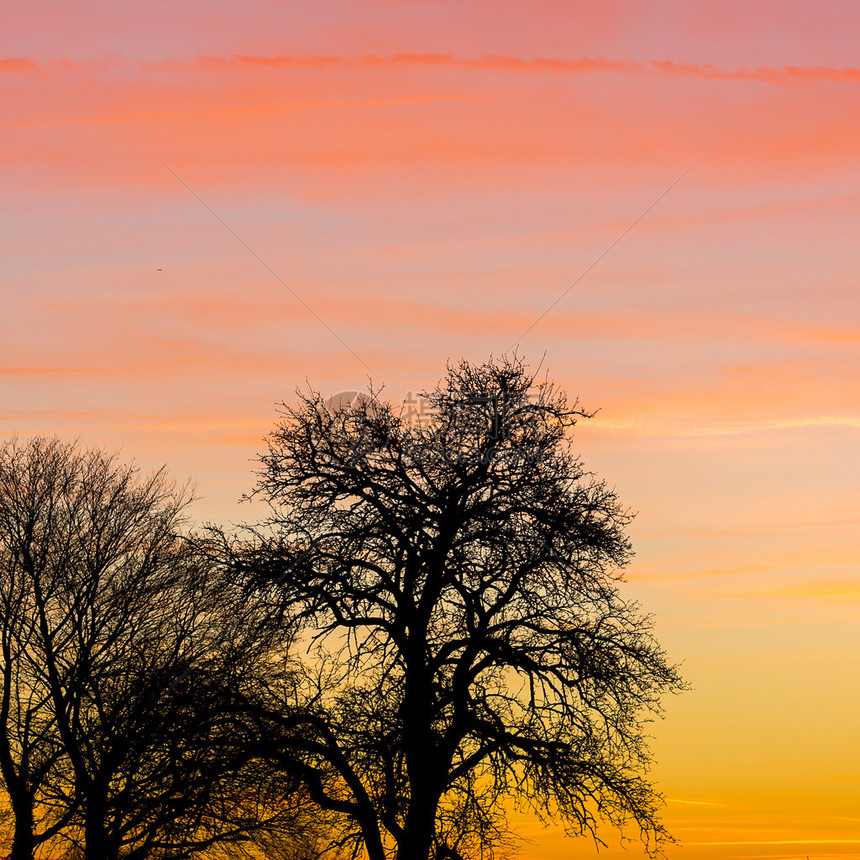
[2,1,859,857]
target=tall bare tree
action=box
[231,356,685,860]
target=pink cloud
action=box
[4,52,860,88]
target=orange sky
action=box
[2,2,859,858]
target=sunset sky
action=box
[2,1,859,857]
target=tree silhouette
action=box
[231,356,685,860]
[0,438,315,860]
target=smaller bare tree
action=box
[0,437,321,860]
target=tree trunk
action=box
[396,817,436,860]
[84,793,110,860]
[7,794,36,860]
[398,631,442,860]
[398,703,442,860]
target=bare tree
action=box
[0,437,87,860]
[0,437,317,860]
[230,356,685,860]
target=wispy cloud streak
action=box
[3,52,860,87]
